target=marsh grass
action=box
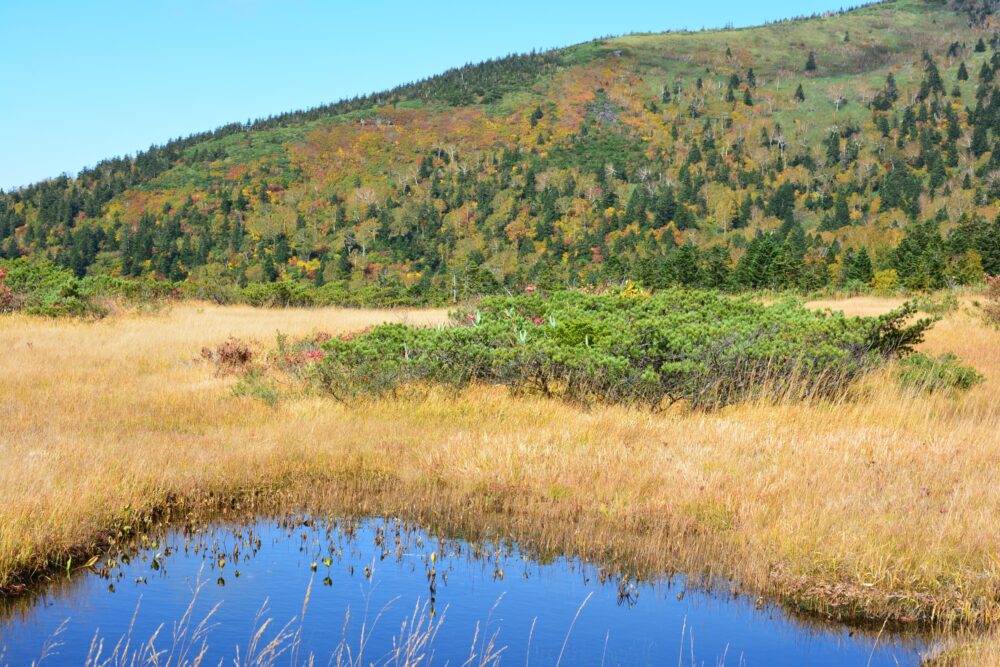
[0,298,997,663]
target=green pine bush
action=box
[305,288,937,410]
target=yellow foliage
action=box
[828,261,843,282]
[619,280,650,299]
[870,268,899,291]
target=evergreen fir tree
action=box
[262,254,278,282]
[844,247,874,284]
[314,257,326,287]
[337,249,352,279]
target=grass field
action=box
[0,296,997,664]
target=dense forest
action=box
[4,0,1000,305]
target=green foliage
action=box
[0,256,457,316]
[911,291,960,315]
[0,259,107,318]
[860,300,936,357]
[546,122,647,177]
[240,280,314,308]
[2,0,997,304]
[306,289,936,410]
[232,369,281,406]
[896,352,984,394]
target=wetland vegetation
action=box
[4,0,1000,661]
[0,291,997,663]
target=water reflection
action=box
[0,517,928,665]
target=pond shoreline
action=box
[0,475,953,638]
[0,512,931,666]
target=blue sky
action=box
[1,0,849,190]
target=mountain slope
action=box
[3,0,1000,303]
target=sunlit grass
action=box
[0,297,997,663]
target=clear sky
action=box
[1,0,850,191]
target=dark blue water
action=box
[0,518,926,665]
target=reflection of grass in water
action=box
[23,569,510,667]
[0,516,930,666]
[18,573,771,667]
[6,578,935,666]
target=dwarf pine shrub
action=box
[308,289,936,410]
[0,259,107,318]
[897,352,984,394]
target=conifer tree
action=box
[314,257,326,287]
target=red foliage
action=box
[338,326,372,342]
[201,337,254,373]
[0,268,18,313]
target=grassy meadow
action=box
[0,296,998,663]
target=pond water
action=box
[0,518,927,666]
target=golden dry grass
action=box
[0,298,998,663]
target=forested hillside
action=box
[4,0,1000,304]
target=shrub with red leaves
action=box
[201,337,254,374]
[338,326,372,343]
[0,268,19,313]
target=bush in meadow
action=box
[306,288,936,410]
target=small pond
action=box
[0,518,928,665]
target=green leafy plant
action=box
[912,291,960,316]
[0,259,108,318]
[303,289,939,410]
[232,369,281,406]
[897,352,984,395]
